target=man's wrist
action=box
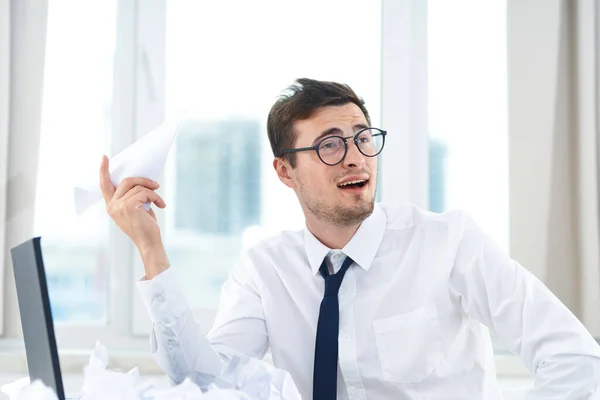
[138,243,170,280]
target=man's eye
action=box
[321,139,341,149]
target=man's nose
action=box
[342,140,366,168]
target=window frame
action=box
[380,0,429,208]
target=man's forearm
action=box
[139,243,170,279]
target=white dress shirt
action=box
[137,202,600,399]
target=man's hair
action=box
[267,78,371,168]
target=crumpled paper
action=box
[1,341,302,400]
[0,378,58,400]
[212,353,301,400]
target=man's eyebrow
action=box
[311,123,370,145]
[354,123,369,131]
[311,127,343,145]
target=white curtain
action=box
[508,0,600,336]
[1,0,48,337]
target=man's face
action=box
[276,103,378,227]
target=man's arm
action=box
[137,251,269,388]
[448,212,600,399]
[98,156,269,387]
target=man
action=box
[100,78,600,399]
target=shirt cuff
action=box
[136,267,191,322]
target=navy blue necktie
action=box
[313,255,354,400]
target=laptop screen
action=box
[11,237,65,400]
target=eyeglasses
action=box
[278,127,387,166]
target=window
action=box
[34,1,116,324]
[172,120,262,236]
[160,0,383,309]
[25,0,386,344]
[428,0,510,355]
[427,0,509,250]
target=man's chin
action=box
[334,199,375,226]
[346,194,375,210]
[303,190,375,227]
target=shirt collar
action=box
[304,203,387,275]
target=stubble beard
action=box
[303,190,375,227]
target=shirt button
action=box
[155,294,165,303]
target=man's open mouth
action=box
[337,179,368,189]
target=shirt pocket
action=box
[373,303,443,383]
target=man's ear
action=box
[273,157,296,189]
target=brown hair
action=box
[267,78,371,168]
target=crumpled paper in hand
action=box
[73,116,182,216]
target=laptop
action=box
[10,237,66,400]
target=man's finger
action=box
[99,155,115,202]
[148,207,157,221]
[114,177,159,199]
[126,188,167,209]
[120,185,147,203]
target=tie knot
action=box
[319,256,353,297]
